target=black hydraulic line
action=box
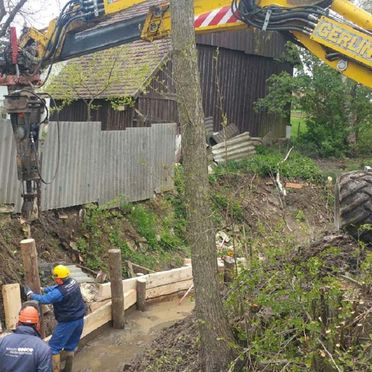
[231,0,324,34]
[252,11,318,21]
[42,9,81,61]
[43,0,79,54]
[232,0,330,22]
[29,0,81,74]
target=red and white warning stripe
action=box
[194,6,239,28]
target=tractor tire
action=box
[335,167,372,243]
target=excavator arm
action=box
[1,0,371,86]
[0,0,370,221]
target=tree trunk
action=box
[170,1,236,371]
[84,100,93,121]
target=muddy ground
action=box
[74,297,195,372]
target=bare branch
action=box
[0,0,28,38]
[0,0,6,23]
[317,338,341,372]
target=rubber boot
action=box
[52,354,61,372]
[62,351,74,372]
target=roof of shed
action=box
[46,37,170,99]
[46,0,170,99]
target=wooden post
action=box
[20,239,41,292]
[223,256,235,283]
[20,239,45,337]
[2,283,21,330]
[136,277,147,312]
[108,249,125,329]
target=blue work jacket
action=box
[0,325,52,372]
[32,278,85,322]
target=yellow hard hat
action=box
[52,264,70,279]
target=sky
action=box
[13,0,371,31]
[15,0,69,30]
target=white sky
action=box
[13,0,370,31]
[14,0,69,30]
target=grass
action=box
[290,110,307,140]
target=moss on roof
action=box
[46,37,170,100]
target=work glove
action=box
[23,286,33,299]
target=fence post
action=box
[21,239,42,292]
[108,249,125,329]
[20,238,45,336]
[136,277,147,312]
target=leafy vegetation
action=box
[226,229,372,371]
[290,111,307,140]
[45,44,154,120]
[210,146,323,183]
[256,46,372,158]
[76,196,189,276]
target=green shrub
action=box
[128,205,157,249]
[227,240,372,371]
[76,196,189,276]
[256,46,372,158]
[210,147,322,182]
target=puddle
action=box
[73,297,195,372]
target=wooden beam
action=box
[96,266,193,302]
[96,278,137,302]
[146,267,192,289]
[223,256,235,283]
[146,279,193,299]
[2,283,21,330]
[20,238,45,336]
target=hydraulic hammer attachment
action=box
[5,90,47,221]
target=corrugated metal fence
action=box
[0,120,176,212]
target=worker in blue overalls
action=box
[26,264,85,372]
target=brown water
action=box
[73,297,194,372]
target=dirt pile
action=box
[0,210,83,286]
[126,314,200,372]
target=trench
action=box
[72,297,195,372]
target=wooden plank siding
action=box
[51,100,134,130]
[197,45,292,137]
[196,29,287,59]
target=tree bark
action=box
[170,1,236,370]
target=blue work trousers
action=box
[49,318,84,355]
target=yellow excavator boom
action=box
[8,0,371,88]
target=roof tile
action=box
[47,0,170,99]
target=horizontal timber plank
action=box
[146,279,193,299]
[96,277,137,302]
[96,267,193,302]
[146,267,192,289]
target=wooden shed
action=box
[48,2,292,138]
